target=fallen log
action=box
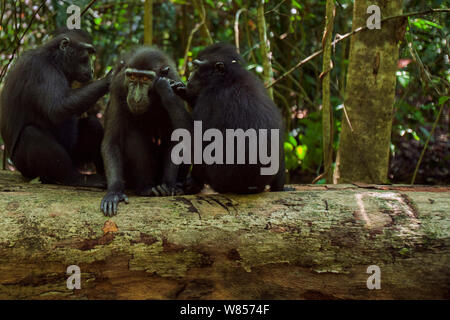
[0,171,448,299]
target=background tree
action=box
[334,0,403,184]
[144,0,153,45]
[321,0,335,183]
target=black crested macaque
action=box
[100,47,191,216]
[0,28,110,188]
[157,43,286,194]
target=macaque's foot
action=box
[148,183,184,197]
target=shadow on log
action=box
[0,171,448,299]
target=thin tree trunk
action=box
[180,4,189,59]
[334,0,403,183]
[144,0,153,45]
[257,0,274,100]
[193,0,213,45]
[321,0,335,183]
[1,147,6,170]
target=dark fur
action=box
[0,28,110,187]
[101,47,190,216]
[170,43,286,193]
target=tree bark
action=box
[143,0,153,45]
[321,0,335,183]
[0,171,448,299]
[334,0,403,183]
[257,0,274,100]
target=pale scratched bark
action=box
[0,171,448,299]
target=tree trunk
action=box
[0,171,448,299]
[321,0,335,183]
[257,0,274,100]
[143,0,153,45]
[334,0,403,183]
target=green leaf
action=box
[288,135,298,147]
[396,70,410,88]
[295,145,307,160]
[411,18,443,31]
[291,0,302,10]
[420,19,443,29]
[419,127,430,139]
[284,142,294,152]
[438,96,449,106]
[316,178,327,185]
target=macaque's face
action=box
[187,58,227,96]
[124,68,156,114]
[59,36,96,83]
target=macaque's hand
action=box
[100,191,129,216]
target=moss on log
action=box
[0,171,448,299]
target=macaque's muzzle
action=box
[127,89,150,115]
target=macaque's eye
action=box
[129,74,137,81]
[141,75,150,82]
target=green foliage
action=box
[285,110,325,175]
[284,134,307,171]
[296,112,323,174]
[393,0,449,153]
[410,17,443,31]
[438,96,449,106]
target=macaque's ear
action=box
[59,37,70,51]
[160,66,170,77]
[215,62,225,74]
